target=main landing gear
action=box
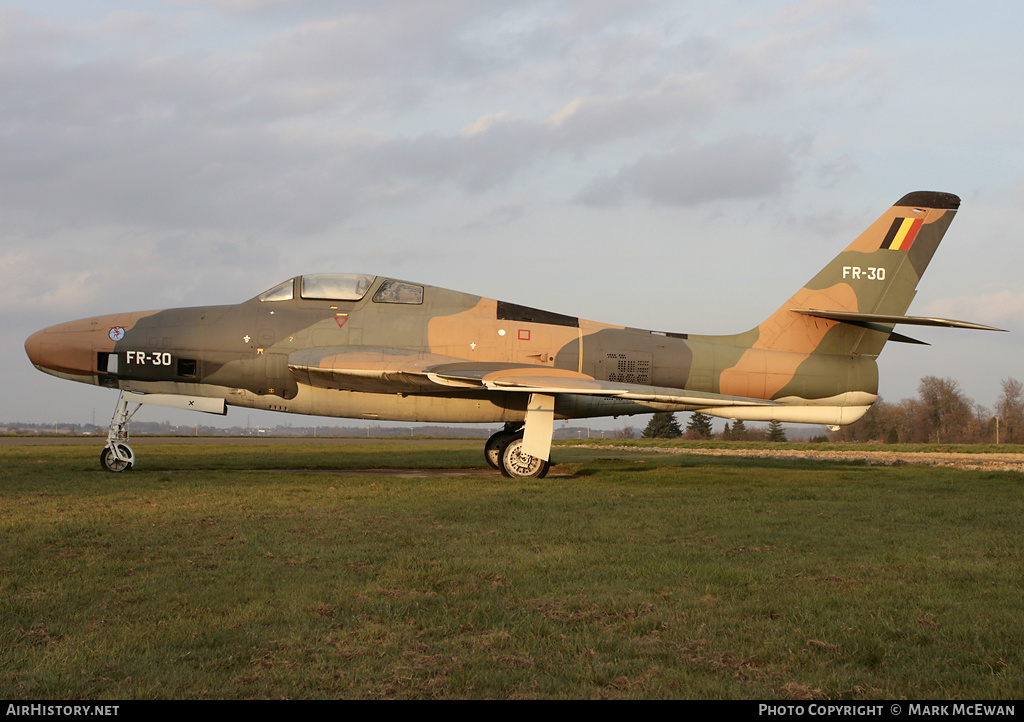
[100,391,139,472]
[484,423,551,479]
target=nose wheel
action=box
[101,391,141,472]
[100,443,134,472]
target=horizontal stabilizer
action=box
[883,331,930,346]
[790,308,1005,332]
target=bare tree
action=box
[995,377,1024,443]
[613,425,636,439]
[917,376,974,443]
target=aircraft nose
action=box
[24,328,45,368]
[25,318,103,383]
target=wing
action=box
[287,346,468,394]
[287,346,776,409]
[423,361,775,407]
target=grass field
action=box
[1,440,1022,699]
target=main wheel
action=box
[484,427,520,469]
[498,436,550,479]
[100,443,134,472]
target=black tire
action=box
[100,444,134,472]
[498,435,550,479]
[484,428,520,469]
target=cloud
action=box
[0,226,282,315]
[575,134,803,207]
[0,1,886,243]
[922,290,1024,329]
[460,203,528,231]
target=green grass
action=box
[1,442,1022,699]
[555,437,1024,454]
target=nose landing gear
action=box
[100,391,140,472]
[100,443,134,472]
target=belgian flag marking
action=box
[881,217,923,250]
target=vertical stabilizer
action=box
[750,191,960,358]
[714,192,961,403]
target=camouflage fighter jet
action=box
[25,191,1003,477]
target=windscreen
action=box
[300,274,376,301]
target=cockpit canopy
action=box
[300,273,377,301]
[258,274,377,303]
[257,274,424,305]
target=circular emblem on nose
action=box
[109,327,125,341]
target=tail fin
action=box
[714,192,1000,407]
[752,191,963,357]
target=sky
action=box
[3,0,1023,431]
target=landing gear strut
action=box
[100,391,139,472]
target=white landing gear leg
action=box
[498,394,555,479]
[100,391,139,472]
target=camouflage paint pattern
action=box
[26,192,979,432]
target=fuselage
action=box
[24,273,878,426]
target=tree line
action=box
[639,376,1024,444]
[641,410,788,442]
[830,376,1024,444]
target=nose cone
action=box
[26,321,96,383]
[25,316,113,384]
[24,328,45,369]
